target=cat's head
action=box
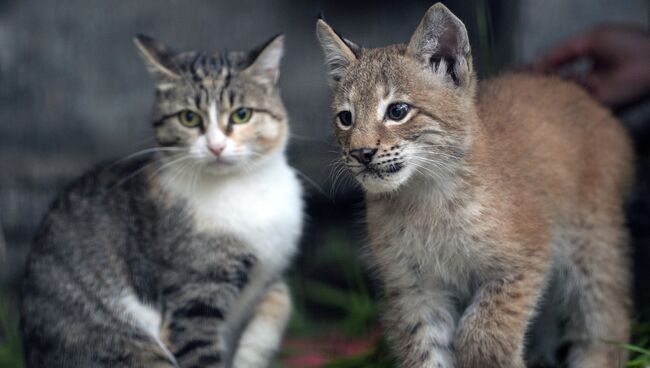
[134,34,287,175]
[317,3,476,194]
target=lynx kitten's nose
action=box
[349,148,377,165]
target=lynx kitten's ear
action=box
[243,34,285,85]
[407,3,473,88]
[316,19,361,85]
[133,34,181,80]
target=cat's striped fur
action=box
[21,34,302,368]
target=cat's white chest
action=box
[200,171,301,271]
[162,156,303,273]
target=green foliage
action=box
[288,227,378,336]
[625,323,650,367]
[0,288,24,368]
[475,0,497,76]
[282,227,394,366]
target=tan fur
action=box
[232,282,292,368]
[317,4,633,368]
[254,282,293,324]
[228,110,287,155]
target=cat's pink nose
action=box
[208,141,226,156]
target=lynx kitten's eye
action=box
[178,110,203,128]
[231,108,253,124]
[338,111,353,127]
[387,103,410,121]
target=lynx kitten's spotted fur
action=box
[318,4,633,368]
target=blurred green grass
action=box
[288,228,377,337]
[625,323,650,367]
[0,287,24,368]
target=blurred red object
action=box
[281,331,381,367]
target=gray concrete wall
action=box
[513,0,648,63]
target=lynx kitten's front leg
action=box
[232,281,292,368]
[384,287,457,368]
[378,259,459,368]
[455,270,545,368]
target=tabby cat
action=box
[21,34,303,368]
[317,3,632,368]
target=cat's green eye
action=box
[231,108,253,124]
[178,110,203,128]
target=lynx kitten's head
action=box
[134,34,287,176]
[317,3,477,193]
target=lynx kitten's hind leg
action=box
[232,281,292,368]
[559,216,630,368]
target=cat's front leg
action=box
[383,286,457,368]
[454,270,545,368]
[162,282,237,367]
[232,281,292,368]
[161,255,255,368]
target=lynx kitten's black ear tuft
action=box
[407,3,473,88]
[316,19,361,85]
[243,34,285,85]
[133,34,180,80]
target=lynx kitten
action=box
[317,4,633,367]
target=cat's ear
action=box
[243,34,285,85]
[316,18,360,85]
[407,3,473,88]
[133,34,181,80]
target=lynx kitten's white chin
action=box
[356,166,413,194]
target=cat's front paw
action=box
[232,282,292,368]
[209,253,257,289]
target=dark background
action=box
[0,0,648,366]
